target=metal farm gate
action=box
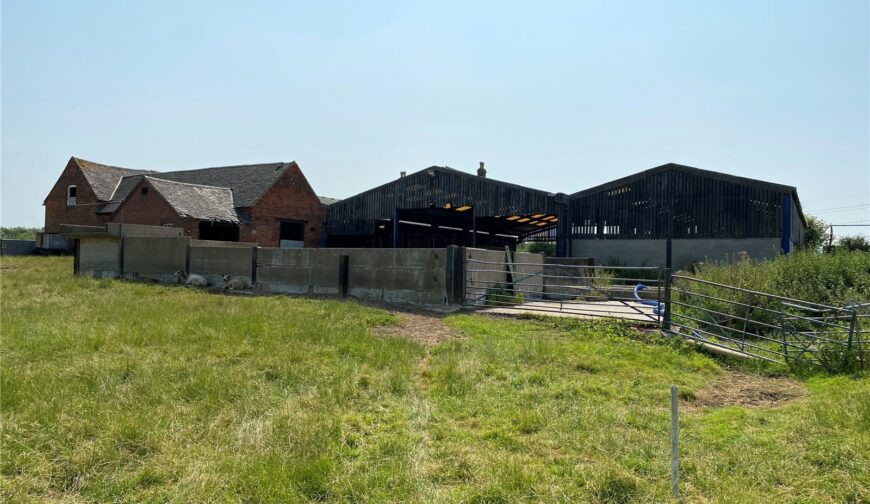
[460,250,868,371]
[668,276,868,370]
[462,249,665,325]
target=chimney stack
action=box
[400,171,406,178]
[477,161,487,178]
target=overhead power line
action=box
[805,203,870,213]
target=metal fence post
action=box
[663,268,672,331]
[670,385,679,499]
[846,304,857,353]
[779,300,789,362]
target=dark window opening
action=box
[280,221,305,241]
[141,186,149,195]
[198,221,240,242]
[66,185,77,207]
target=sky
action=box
[2,0,868,235]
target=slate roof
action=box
[145,177,240,223]
[142,162,288,208]
[70,157,292,214]
[318,196,341,206]
[74,158,155,201]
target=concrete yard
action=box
[474,299,661,324]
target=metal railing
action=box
[464,257,665,324]
[668,275,868,370]
[462,253,868,370]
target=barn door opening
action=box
[199,221,240,242]
[279,220,305,248]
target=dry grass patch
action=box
[692,370,807,408]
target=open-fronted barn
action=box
[324,161,807,268]
[325,163,570,251]
[567,163,807,267]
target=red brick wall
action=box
[244,162,325,247]
[110,179,199,237]
[43,158,112,233]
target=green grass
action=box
[2,257,868,502]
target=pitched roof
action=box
[318,196,341,206]
[142,162,289,208]
[73,158,292,213]
[73,157,155,201]
[569,162,807,227]
[145,177,240,223]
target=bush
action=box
[1,226,41,240]
[835,236,870,253]
[688,250,870,307]
[517,241,555,256]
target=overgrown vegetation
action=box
[0,226,40,240]
[517,241,555,256]
[688,250,870,308]
[484,283,524,305]
[2,257,868,502]
[676,250,870,372]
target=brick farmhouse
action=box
[44,157,327,247]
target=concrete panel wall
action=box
[543,257,595,300]
[513,252,544,300]
[346,248,447,305]
[107,223,184,238]
[464,248,508,304]
[189,244,255,286]
[78,237,120,277]
[257,248,342,295]
[122,236,188,282]
[257,247,448,305]
[571,238,782,270]
[464,248,546,303]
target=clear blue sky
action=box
[2,0,868,233]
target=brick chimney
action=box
[477,161,486,178]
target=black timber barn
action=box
[325,164,570,252]
[325,162,806,267]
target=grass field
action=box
[2,257,868,503]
